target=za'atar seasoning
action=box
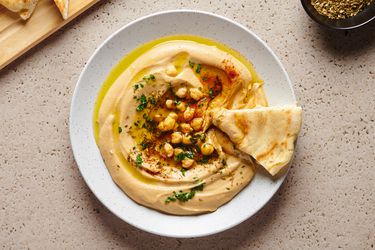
[311,0,373,19]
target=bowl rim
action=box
[69,9,295,238]
[301,0,375,30]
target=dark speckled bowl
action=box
[301,0,375,30]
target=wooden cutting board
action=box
[0,0,99,70]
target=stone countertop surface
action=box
[1,0,374,249]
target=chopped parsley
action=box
[118,127,122,133]
[141,113,156,132]
[164,196,176,203]
[133,83,144,91]
[140,140,149,150]
[143,113,153,123]
[191,183,204,192]
[174,151,194,161]
[195,64,202,73]
[189,60,195,68]
[135,154,143,167]
[209,88,214,98]
[191,133,205,144]
[189,136,198,144]
[148,95,156,105]
[174,97,181,105]
[200,156,209,164]
[136,94,148,111]
[164,183,205,204]
[173,191,195,202]
[185,151,194,159]
[143,74,156,82]
[180,168,187,176]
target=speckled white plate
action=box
[70,10,296,238]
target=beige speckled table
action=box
[1,0,374,249]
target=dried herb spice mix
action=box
[311,0,373,19]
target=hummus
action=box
[95,38,268,215]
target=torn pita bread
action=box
[53,0,68,19]
[0,0,38,20]
[212,106,302,176]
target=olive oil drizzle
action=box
[93,35,264,185]
[93,34,263,142]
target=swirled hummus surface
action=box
[94,36,269,215]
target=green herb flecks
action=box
[195,64,202,73]
[200,156,209,164]
[118,127,122,133]
[189,136,198,144]
[140,140,149,150]
[209,88,214,98]
[143,113,153,123]
[174,96,181,105]
[143,74,156,82]
[164,196,176,203]
[133,83,144,91]
[142,113,156,132]
[148,95,156,105]
[189,60,195,68]
[191,183,204,192]
[165,183,205,204]
[174,151,194,161]
[136,94,148,112]
[180,168,187,176]
[135,154,143,167]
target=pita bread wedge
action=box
[53,0,69,19]
[212,106,302,176]
[0,0,38,20]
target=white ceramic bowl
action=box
[70,10,296,238]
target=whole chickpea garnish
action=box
[201,143,214,156]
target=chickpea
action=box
[173,122,179,131]
[154,114,164,122]
[175,87,188,98]
[157,121,165,131]
[183,107,195,121]
[190,88,204,101]
[162,143,174,158]
[171,132,183,144]
[174,148,183,156]
[190,117,203,131]
[165,99,175,109]
[166,64,177,76]
[182,134,192,145]
[180,123,193,133]
[176,101,186,111]
[163,116,176,131]
[168,112,178,120]
[201,143,214,156]
[182,158,195,169]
